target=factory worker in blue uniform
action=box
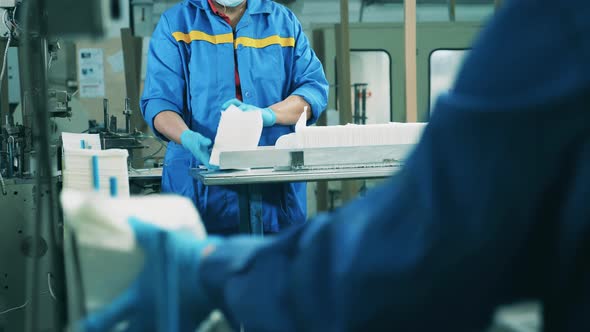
[141,0,329,234]
[83,0,590,331]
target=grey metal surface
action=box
[193,166,401,186]
[0,180,60,332]
[218,144,413,170]
[128,167,163,195]
[128,167,163,179]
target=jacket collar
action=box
[186,0,272,14]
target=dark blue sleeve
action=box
[200,1,590,331]
[141,14,186,141]
[451,0,590,109]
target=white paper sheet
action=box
[295,106,308,133]
[209,105,263,166]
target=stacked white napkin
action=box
[276,111,427,149]
[61,132,130,197]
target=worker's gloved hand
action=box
[81,217,223,332]
[180,130,213,168]
[222,98,276,127]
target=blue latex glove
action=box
[180,130,213,168]
[81,217,223,332]
[222,98,276,127]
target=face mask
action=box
[215,0,245,7]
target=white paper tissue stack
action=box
[209,105,263,166]
[275,112,427,149]
[61,133,130,197]
[295,123,426,148]
[60,190,206,321]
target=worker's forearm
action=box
[269,95,311,125]
[153,111,189,144]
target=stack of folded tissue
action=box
[276,112,427,149]
[61,132,130,197]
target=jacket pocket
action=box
[162,152,196,203]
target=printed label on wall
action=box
[78,48,105,98]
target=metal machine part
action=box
[88,97,146,153]
[128,167,162,195]
[20,5,57,332]
[193,144,411,234]
[0,179,62,332]
[1,16,72,180]
[123,97,132,133]
[192,164,400,235]
[1,91,72,179]
[193,165,401,186]
[192,144,409,235]
[47,89,71,118]
[96,97,135,136]
[109,114,117,132]
[216,144,414,171]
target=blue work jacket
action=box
[200,0,590,331]
[141,0,329,233]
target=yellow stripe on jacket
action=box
[173,31,295,49]
[172,31,234,44]
[234,35,295,49]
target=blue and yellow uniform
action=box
[141,0,329,233]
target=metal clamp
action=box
[290,151,304,170]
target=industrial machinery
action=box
[87,98,145,154]
[81,97,164,195]
[0,1,124,331]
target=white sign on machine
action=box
[78,48,105,98]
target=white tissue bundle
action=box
[61,190,206,316]
[275,111,427,149]
[210,105,263,166]
[298,123,426,148]
[62,149,130,196]
[61,132,130,197]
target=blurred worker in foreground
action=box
[84,0,590,331]
[142,0,328,234]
